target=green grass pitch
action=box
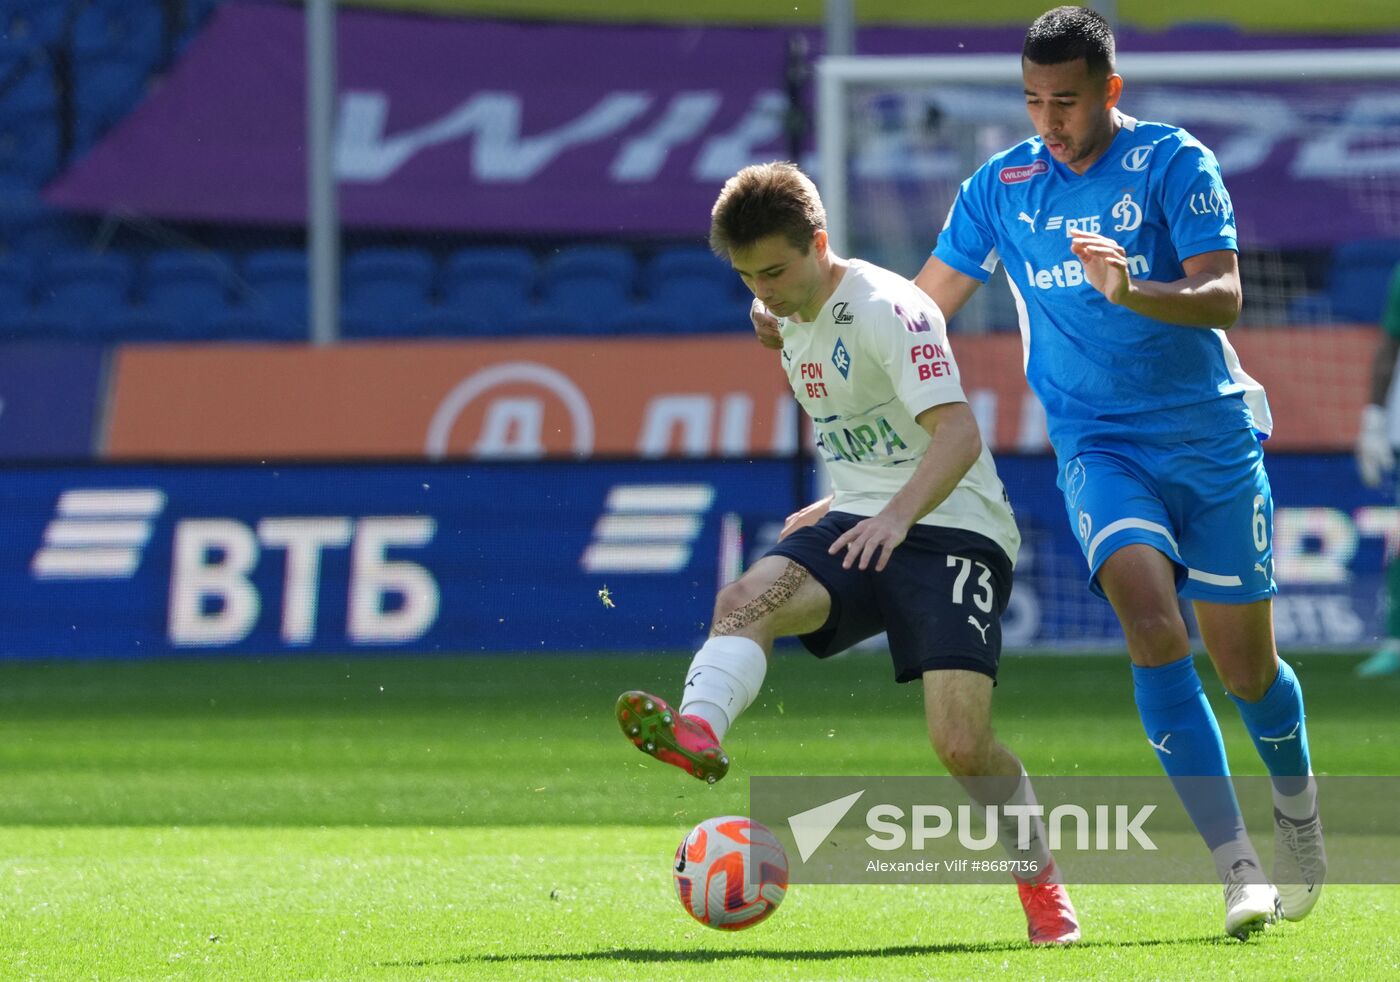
[0,649,1396,979]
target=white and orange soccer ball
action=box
[672,816,789,930]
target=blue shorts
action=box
[765,511,1013,683]
[1057,429,1277,604]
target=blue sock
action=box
[1229,659,1312,797]
[1133,657,1245,851]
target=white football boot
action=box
[1273,808,1326,921]
[1223,858,1281,940]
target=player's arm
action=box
[828,401,981,572]
[1070,232,1242,329]
[1357,268,1400,487]
[913,256,983,322]
[1369,333,1400,408]
[778,494,834,540]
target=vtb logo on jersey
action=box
[1112,192,1142,232]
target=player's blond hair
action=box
[708,162,826,259]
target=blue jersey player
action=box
[754,6,1325,941]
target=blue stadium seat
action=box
[243,249,308,329]
[339,312,380,340]
[538,245,636,310]
[344,247,434,324]
[70,1,163,150]
[0,181,89,253]
[1284,292,1334,326]
[508,303,609,336]
[0,38,60,183]
[206,306,305,343]
[402,308,496,338]
[0,306,84,342]
[645,247,738,311]
[607,300,750,336]
[0,253,32,316]
[108,308,181,343]
[143,249,233,324]
[38,251,134,315]
[0,0,72,46]
[442,247,535,316]
[1328,240,1400,323]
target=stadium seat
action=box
[0,38,60,183]
[206,306,305,343]
[339,312,380,340]
[344,247,435,326]
[538,245,637,310]
[1284,292,1334,326]
[0,306,73,341]
[0,253,31,316]
[400,308,496,339]
[143,249,234,325]
[70,1,163,150]
[1327,239,1400,323]
[0,178,89,253]
[243,249,308,330]
[108,307,181,343]
[508,303,610,336]
[38,251,134,316]
[441,246,535,317]
[607,300,751,335]
[0,0,72,46]
[645,247,739,312]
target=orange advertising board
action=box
[104,329,1370,460]
[106,337,798,460]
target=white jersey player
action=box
[615,161,1080,947]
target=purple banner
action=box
[45,2,1400,245]
[0,344,104,460]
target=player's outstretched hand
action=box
[779,495,833,541]
[1069,229,1131,305]
[828,513,908,572]
[1357,403,1395,488]
[751,298,783,350]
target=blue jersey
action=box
[933,112,1271,462]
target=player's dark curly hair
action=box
[1023,5,1116,77]
[709,162,826,259]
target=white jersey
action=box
[778,259,1021,566]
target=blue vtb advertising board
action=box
[0,455,1387,658]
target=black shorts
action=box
[765,511,1014,684]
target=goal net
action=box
[815,49,1400,649]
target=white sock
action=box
[991,768,1055,877]
[1274,772,1318,821]
[678,635,767,740]
[1212,838,1264,883]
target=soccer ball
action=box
[673,816,789,930]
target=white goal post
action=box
[818,48,1400,258]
